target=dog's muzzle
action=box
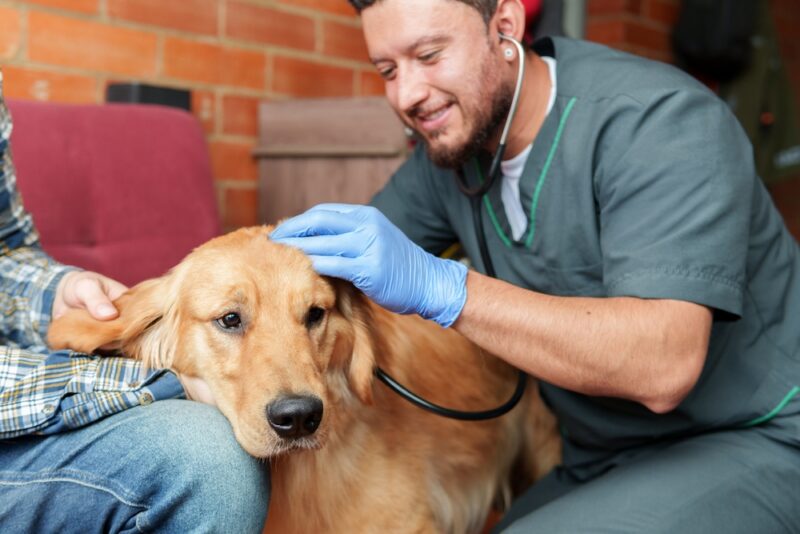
[266,395,324,439]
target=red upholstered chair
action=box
[7,100,221,287]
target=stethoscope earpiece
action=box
[455,33,525,198]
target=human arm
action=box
[455,271,711,413]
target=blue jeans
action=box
[0,400,270,533]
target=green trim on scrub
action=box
[472,97,579,249]
[484,194,513,247]
[741,386,800,427]
[525,97,578,247]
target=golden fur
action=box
[48,226,560,533]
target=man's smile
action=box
[413,102,454,134]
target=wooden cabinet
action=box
[254,97,409,224]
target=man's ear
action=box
[331,280,377,405]
[493,0,527,43]
[47,274,179,369]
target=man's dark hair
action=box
[347,0,498,25]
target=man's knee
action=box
[499,423,800,534]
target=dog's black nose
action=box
[266,395,323,439]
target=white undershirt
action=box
[500,56,557,240]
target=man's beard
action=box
[424,79,514,170]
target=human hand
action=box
[53,270,128,321]
[271,203,468,327]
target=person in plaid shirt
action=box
[0,71,270,532]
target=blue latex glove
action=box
[270,204,468,328]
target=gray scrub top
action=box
[371,37,800,467]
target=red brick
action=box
[3,66,97,103]
[322,19,369,62]
[210,140,258,182]
[223,186,259,229]
[163,37,266,90]
[586,18,626,45]
[770,0,799,19]
[163,39,222,84]
[587,0,642,17]
[359,70,384,97]
[0,6,22,60]
[277,0,357,18]
[108,0,218,35]
[222,94,260,137]
[28,12,158,77]
[586,17,671,56]
[224,49,267,91]
[21,0,99,14]
[191,89,216,134]
[272,55,354,97]
[226,1,314,51]
[643,0,679,27]
[626,20,670,54]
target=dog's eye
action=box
[305,306,325,329]
[217,312,242,330]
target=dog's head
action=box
[47,226,377,458]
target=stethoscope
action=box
[375,34,529,421]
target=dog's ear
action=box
[332,281,376,405]
[47,274,179,369]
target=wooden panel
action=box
[255,96,409,223]
[258,158,404,224]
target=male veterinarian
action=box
[271,0,800,531]
[0,71,270,532]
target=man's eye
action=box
[216,312,242,330]
[418,50,439,62]
[379,67,395,80]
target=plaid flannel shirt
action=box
[0,71,184,439]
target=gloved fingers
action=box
[307,203,386,226]
[307,254,362,282]
[306,202,362,214]
[271,208,360,240]
[271,234,365,259]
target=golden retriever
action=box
[48,226,560,534]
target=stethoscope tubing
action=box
[456,33,527,197]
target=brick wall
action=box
[0,0,381,231]
[585,0,680,62]
[1,0,798,234]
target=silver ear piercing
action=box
[504,47,515,59]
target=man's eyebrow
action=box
[370,34,451,64]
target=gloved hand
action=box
[270,204,468,328]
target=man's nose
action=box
[394,66,429,116]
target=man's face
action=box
[362,0,513,169]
